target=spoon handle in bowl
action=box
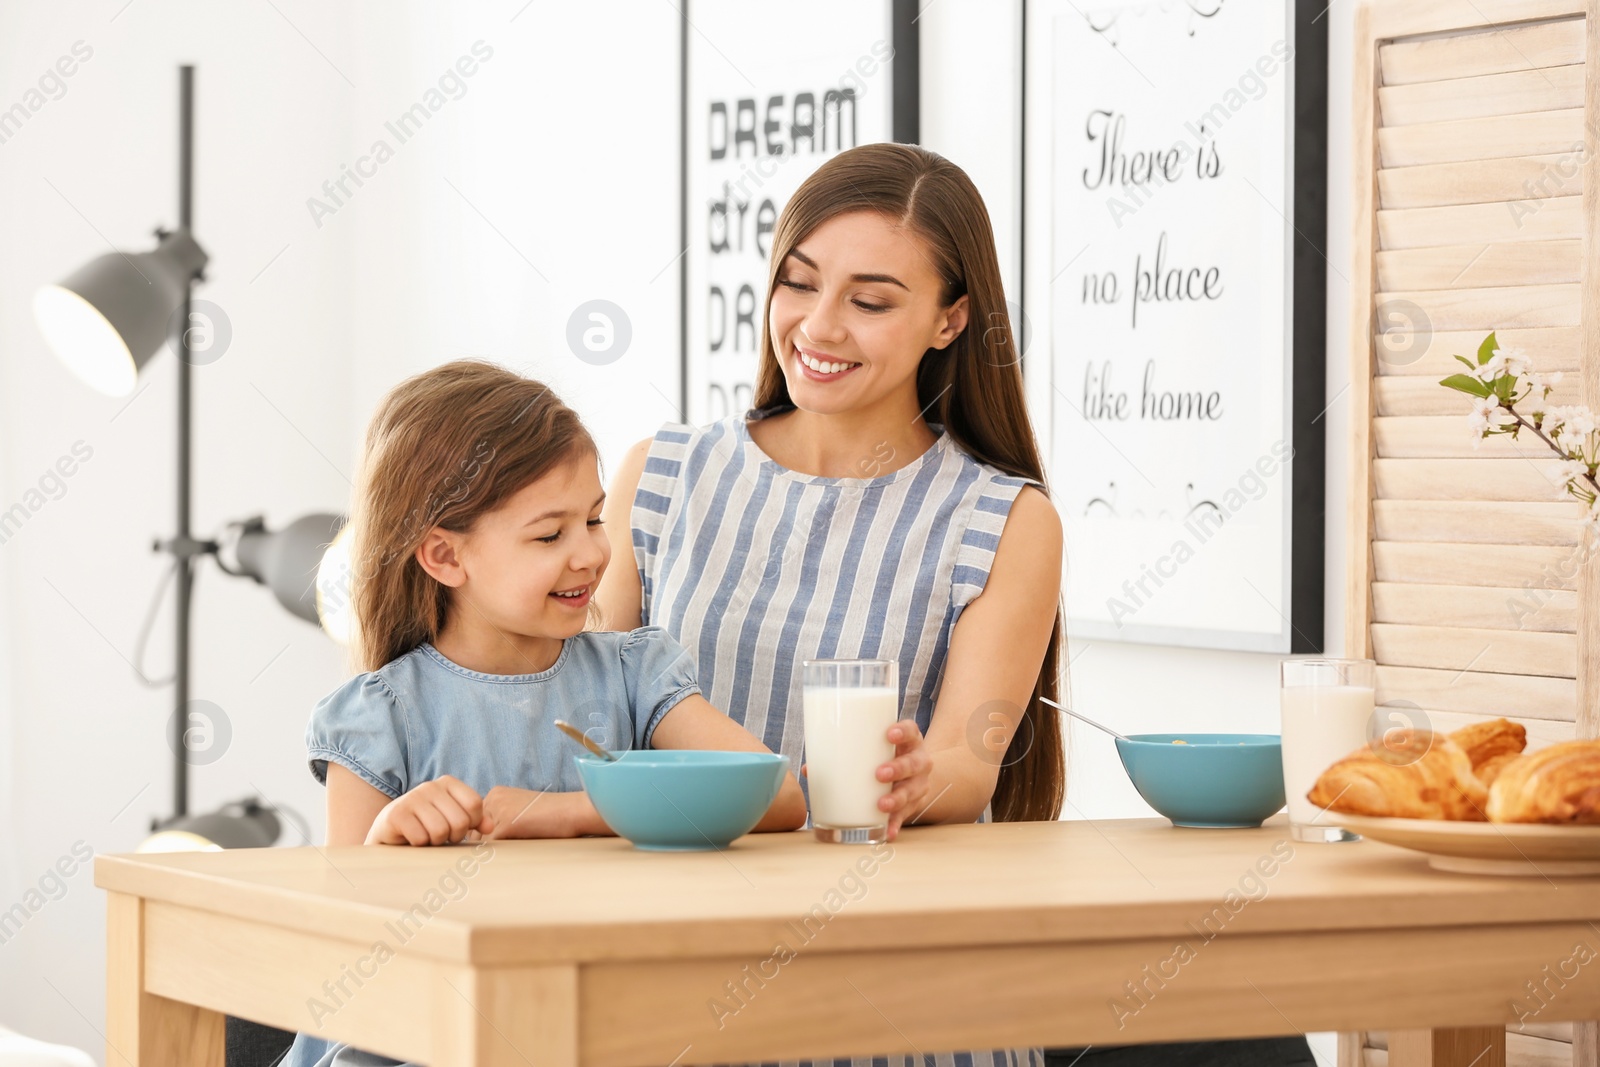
[554,719,619,761]
[1040,696,1131,743]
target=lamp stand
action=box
[151,64,211,823]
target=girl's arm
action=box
[484,696,806,838]
[594,436,653,632]
[325,764,390,845]
[912,486,1064,824]
[476,698,794,840]
[482,785,610,839]
[326,763,496,846]
[650,695,808,831]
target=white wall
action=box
[0,0,1355,1059]
[0,0,359,1052]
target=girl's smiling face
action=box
[768,209,969,416]
[421,451,610,643]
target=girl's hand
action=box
[482,786,609,839]
[878,719,934,840]
[482,786,555,839]
[367,775,494,846]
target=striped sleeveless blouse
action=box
[631,406,1044,1067]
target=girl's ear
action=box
[414,529,468,588]
[930,294,970,350]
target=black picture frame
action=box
[1288,0,1329,655]
[678,0,920,421]
[1019,0,1328,654]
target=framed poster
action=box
[1022,0,1328,653]
[681,0,919,423]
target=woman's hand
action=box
[366,775,494,846]
[878,720,934,840]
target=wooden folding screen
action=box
[1347,2,1599,1064]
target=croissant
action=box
[1474,752,1523,788]
[1306,729,1488,821]
[1486,740,1600,823]
[1448,718,1527,786]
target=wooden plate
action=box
[1336,813,1600,876]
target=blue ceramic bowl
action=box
[575,750,790,851]
[1113,733,1286,828]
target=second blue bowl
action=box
[1114,733,1285,828]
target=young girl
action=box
[281,360,813,1067]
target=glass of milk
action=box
[802,659,899,844]
[1280,658,1375,843]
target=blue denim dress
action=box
[282,626,700,1067]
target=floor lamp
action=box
[32,65,349,851]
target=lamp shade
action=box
[33,229,208,396]
[138,798,281,853]
[315,521,356,646]
[231,513,348,628]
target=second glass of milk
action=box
[802,659,899,844]
[1280,658,1375,843]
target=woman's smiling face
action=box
[768,209,968,416]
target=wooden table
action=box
[94,814,1600,1066]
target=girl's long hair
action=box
[347,360,596,673]
[754,142,1067,823]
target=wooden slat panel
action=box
[1375,284,1579,331]
[1372,2,1585,41]
[1370,623,1576,677]
[1346,0,1380,665]
[1379,19,1585,85]
[1353,10,1596,1060]
[1351,1045,1573,1067]
[1378,154,1583,210]
[1378,65,1584,126]
[1375,664,1576,720]
[1373,374,1581,415]
[1372,581,1576,632]
[1374,416,1562,459]
[1578,16,1600,1067]
[1378,108,1584,168]
[1503,1031,1570,1066]
[1372,1023,1575,1049]
[1372,500,1584,545]
[1378,196,1580,250]
[1375,326,1581,377]
[1401,710,1577,753]
[1375,239,1581,291]
[1373,542,1577,590]
[1577,0,1600,749]
[1523,1022,1576,1045]
[1373,457,1565,501]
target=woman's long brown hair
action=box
[347,360,597,673]
[754,143,1067,823]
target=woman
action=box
[597,143,1315,1067]
[597,142,1062,1067]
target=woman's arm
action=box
[650,694,808,831]
[912,486,1064,824]
[595,436,653,632]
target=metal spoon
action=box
[554,719,619,761]
[1040,696,1132,743]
